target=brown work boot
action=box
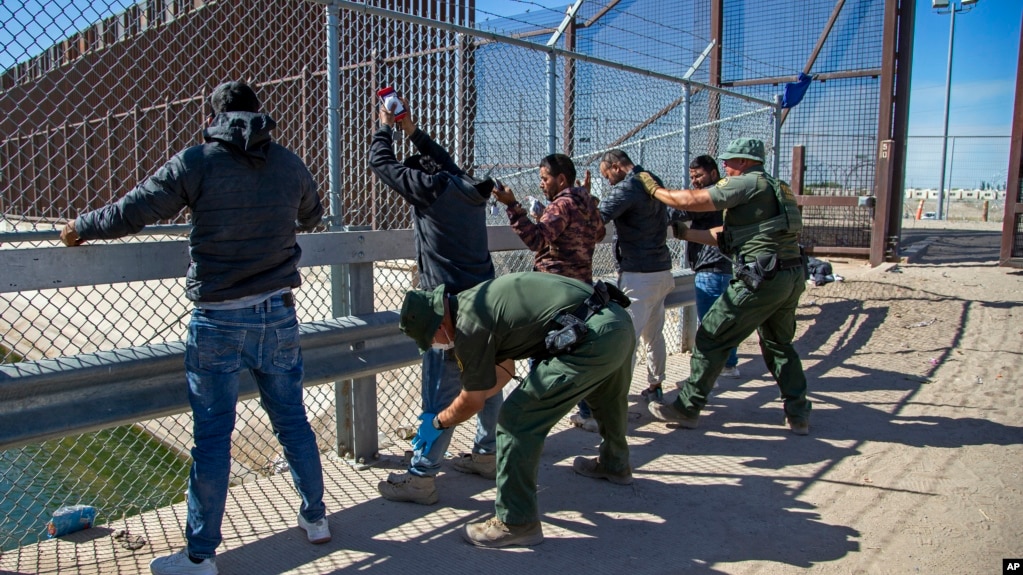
[451,452,497,480]
[462,516,544,548]
[377,472,438,505]
[647,400,699,429]
[572,456,633,485]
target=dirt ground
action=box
[686,219,1022,574]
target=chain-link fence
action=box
[715,0,888,251]
[1,0,875,554]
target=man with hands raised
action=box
[369,94,503,504]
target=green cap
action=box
[718,138,765,163]
[399,284,447,352]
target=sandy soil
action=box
[684,221,1022,574]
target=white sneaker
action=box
[149,549,217,575]
[298,513,332,544]
[568,413,599,433]
[720,366,741,378]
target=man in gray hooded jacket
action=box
[369,97,503,505]
[60,81,329,575]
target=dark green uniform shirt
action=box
[451,272,593,391]
[708,165,801,260]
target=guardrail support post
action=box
[334,227,380,468]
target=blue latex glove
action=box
[410,412,443,455]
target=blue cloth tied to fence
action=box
[782,73,813,109]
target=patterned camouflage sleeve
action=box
[508,195,572,252]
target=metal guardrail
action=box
[0,273,695,454]
[0,227,695,458]
[0,310,419,452]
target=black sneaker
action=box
[787,417,810,436]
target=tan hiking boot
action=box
[451,452,497,480]
[462,516,544,548]
[647,401,699,429]
[377,472,438,505]
[572,456,633,485]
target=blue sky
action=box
[908,0,1021,137]
[476,0,1022,138]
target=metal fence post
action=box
[679,82,697,353]
[321,2,380,467]
[682,83,692,187]
[338,230,379,468]
[871,140,895,266]
[322,1,360,461]
[546,53,558,155]
[773,94,782,177]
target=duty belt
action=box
[733,253,805,293]
[565,280,632,322]
[544,280,631,356]
[740,256,803,270]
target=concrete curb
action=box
[899,235,939,264]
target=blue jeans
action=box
[695,272,739,368]
[183,295,325,559]
[409,348,503,476]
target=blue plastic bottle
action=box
[46,505,97,538]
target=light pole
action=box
[932,0,978,220]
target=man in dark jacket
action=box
[597,149,674,404]
[671,155,740,378]
[368,97,503,504]
[60,81,330,575]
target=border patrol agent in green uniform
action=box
[398,272,636,548]
[637,138,812,435]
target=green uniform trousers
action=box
[495,303,635,525]
[676,267,811,423]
